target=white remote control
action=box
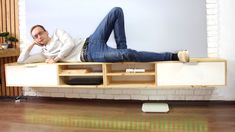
[126,69,145,73]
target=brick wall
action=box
[206,0,219,57]
[22,87,222,100]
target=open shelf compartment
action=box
[104,62,157,88]
[58,63,104,86]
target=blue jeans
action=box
[86,7,173,62]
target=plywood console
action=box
[5,58,227,88]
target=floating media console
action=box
[5,58,226,88]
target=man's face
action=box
[31,27,49,45]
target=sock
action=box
[172,53,179,61]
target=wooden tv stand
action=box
[5,58,227,88]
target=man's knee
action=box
[111,7,123,14]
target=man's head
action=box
[30,25,50,45]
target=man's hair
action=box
[30,24,46,36]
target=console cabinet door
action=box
[5,64,58,87]
[157,62,226,87]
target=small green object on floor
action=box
[142,103,169,113]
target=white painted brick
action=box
[185,96,205,100]
[114,95,130,100]
[65,93,79,98]
[206,0,217,4]
[131,95,148,100]
[149,95,167,100]
[58,88,74,93]
[156,89,176,95]
[208,47,218,53]
[50,92,65,98]
[207,25,218,31]
[207,42,219,48]
[79,94,96,99]
[73,88,89,94]
[167,95,185,100]
[207,31,218,37]
[22,87,31,92]
[208,42,218,47]
[122,89,141,94]
[207,20,217,26]
[207,36,218,42]
[194,89,213,95]
[24,91,37,96]
[31,87,46,92]
[207,9,217,15]
[104,89,122,94]
[207,95,224,100]
[29,88,37,93]
[97,94,113,99]
[36,92,50,97]
[204,95,217,100]
[42,88,59,93]
[88,89,103,94]
[206,3,217,9]
[208,53,218,57]
[175,89,194,95]
[208,52,218,57]
[207,15,217,21]
[140,89,157,95]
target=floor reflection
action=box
[24,109,208,132]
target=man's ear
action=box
[45,30,49,36]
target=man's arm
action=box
[17,41,38,63]
[54,29,75,62]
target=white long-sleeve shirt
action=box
[17,29,85,63]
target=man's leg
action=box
[99,47,173,62]
[123,50,173,62]
[89,7,127,49]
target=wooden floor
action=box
[0,97,234,132]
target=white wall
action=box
[25,0,207,57]
[215,0,235,100]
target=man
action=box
[18,7,189,64]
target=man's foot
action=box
[177,50,190,63]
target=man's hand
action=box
[45,57,60,64]
[45,58,56,64]
[32,40,42,46]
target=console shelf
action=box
[5,58,227,88]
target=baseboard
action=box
[2,96,234,105]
